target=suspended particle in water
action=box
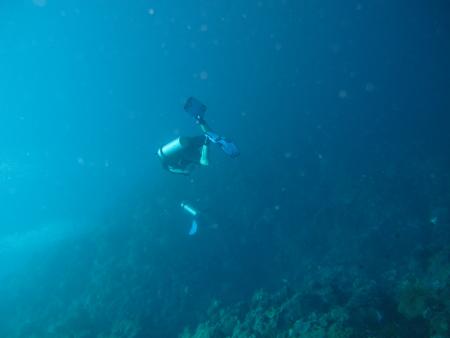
[275,42,282,51]
[32,0,47,7]
[200,24,208,32]
[148,8,155,16]
[338,89,348,99]
[199,71,208,80]
[365,82,375,92]
[330,42,341,54]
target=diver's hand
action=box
[168,166,190,176]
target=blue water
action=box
[0,1,449,337]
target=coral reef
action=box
[396,248,450,337]
[0,122,448,338]
[182,249,450,338]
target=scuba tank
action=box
[158,136,209,167]
[181,202,198,217]
[157,137,190,160]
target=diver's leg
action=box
[197,118,212,133]
[199,142,209,166]
[185,136,210,166]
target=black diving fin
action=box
[184,97,207,121]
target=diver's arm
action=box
[168,166,190,176]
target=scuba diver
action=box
[157,97,240,175]
[181,201,201,235]
[180,201,220,235]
